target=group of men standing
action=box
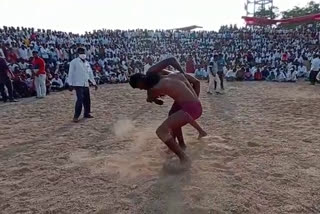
[0,50,46,102]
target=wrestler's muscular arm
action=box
[146,57,183,105]
[147,57,184,74]
[184,73,200,97]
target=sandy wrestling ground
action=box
[0,81,319,214]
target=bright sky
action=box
[0,0,309,33]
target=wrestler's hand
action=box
[94,85,98,90]
[68,86,73,92]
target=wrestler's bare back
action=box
[150,72,199,104]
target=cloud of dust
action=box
[113,119,135,137]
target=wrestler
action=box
[129,71,203,166]
[146,57,207,143]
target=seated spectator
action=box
[46,73,52,95]
[250,65,257,77]
[12,70,30,98]
[93,71,101,85]
[266,69,276,81]
[277,69,287,82]
[51,74,64,91]
[110,74,118,84]
[261,67,270,80]
[195,68,202,79]
[24,74,36,96]
[287,68,297,82]
[236,67,245,81]
[226,68,236,81]
[254,68,263,81]
[297,63,308,78]
[18,59,29,70]
[244,68,253,81]
[118,72,128,83]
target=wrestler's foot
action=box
[198,131,208,139]
[179,144,187,151]
[180,155,191,169]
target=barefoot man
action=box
[129,58,205,166]
[145,58,207,144]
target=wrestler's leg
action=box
[189,120,208,139]
[173,127,186,150]
[168,104,184,149]
[156,110,192,165]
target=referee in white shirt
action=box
[310,54,320,85]
[67,47,98,122]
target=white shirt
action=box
[67,58,96,87]
[311,57,320,71]
[51,78,64,88]
[18,48,28,60]
[19,62,28,70]
[0,48,5,58]
[144,64,151,74]
[40,47,49,59]
[118,74,127,82]
[298,66,307,75]
[226,70,236,78]
[291,71,297,81]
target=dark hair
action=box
[145,73,160,89]
[129,73,160,89]
[77,47,85,53]
[129,73,145,88]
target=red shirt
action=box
[32,57,46,75]
[186,58,195,73]
[254,71,262,80]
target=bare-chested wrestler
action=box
[129,58,205,166]
[145,58,207,148]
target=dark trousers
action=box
[74,86,91,119]
[310,70,319,85]
[214,72,224,90]
[0,78,14,101]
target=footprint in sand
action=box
[247,141,260,147]
[212,162,230,170]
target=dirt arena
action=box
[0,81,319,214]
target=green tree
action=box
[255,6,279,19]
[281,1,320,18]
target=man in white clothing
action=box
[297,63,307,78]
[207,55,222,94]
[32,51,47,98]
[310,54,320,85]
[67,47,98,122]
[18,45,29,60]
[51,74,64,91]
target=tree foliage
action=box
[281,1,320,18]
[255,6,279,19]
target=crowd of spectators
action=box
[0,24,319,101]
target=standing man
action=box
[32,50,46,98]
[310,54,320,85]
[0,55,18,102]
[217,53,225,91]
[207,55,221,94]
[67,47,98,123]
